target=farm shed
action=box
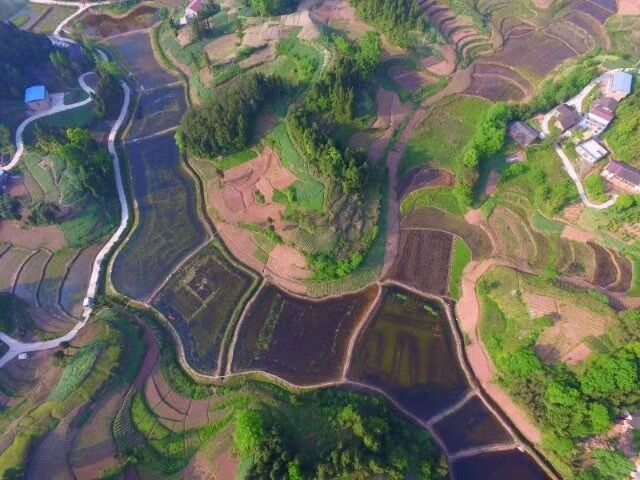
[555,104,581,132]
[605,71,633,101]
[576,139,608,164]
[584,105,614,135]
[24,85,51,114]
[508,121,539,147]
[602,160,640,193]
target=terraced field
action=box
[230,284,379,385]
[152,243,257,373]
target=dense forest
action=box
[0,22,53,100]
[348,0,436,47]
[235,389,448,480]
[176,73,283,158]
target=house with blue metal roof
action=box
[24,85,51,114]
[605,72,633,101]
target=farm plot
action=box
[432,395,512,453]
[534,301,614,365]
[451,449,552,480]
[59,242,103,318]
[127,85,186,141]
[13,249,51,306]
[112,132,207,300]
[484,31,577,79]
[403,96,490,176]
[230,284,379,385]
[389,229,454,297]
[348,286,469,423]
[569,0,614,23]
[398,167,455,200]
[0,246,33,293]
[587,242,618,288]
[109,31,176,90]
[79,5,161,39]
[152,243,255,373]
[402,207,493,259]
[38,248,78,317]
[465,74,526,102]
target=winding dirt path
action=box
[455,259,542,444]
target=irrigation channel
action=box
[0,3,557,479]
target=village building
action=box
[605,71,633,101]
[602,160,640,194]
[592,97,618,115]
[508,121,539,147]
[24,85,51,114]
[584,105,614,135]
[555,104,581,132]
[180,0,206,24]
[576,139,608,164]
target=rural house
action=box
[180,0,206,24]
[602,160,640,193]
[508,121,539,147]
[24,85,51,114]
[555,104,581,132]
[605,71,633,101]
[584,105,614,135]
[592,97,618,115]
[576,139,608,164]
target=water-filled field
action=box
[452,449,552,480]
[231,284,379,385]
[152,243,256,372]
[348,286,469,421]
[111,132,207,300]
[432,394,512,453]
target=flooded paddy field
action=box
[80,5,161,39]
[347,286,469,421]
[152,243,256,373]
[432,394,512,453]
[230,284,379,385]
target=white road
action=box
[0,0,133,368]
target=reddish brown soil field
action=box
[80,5,161,38]
[618,0,640,14]
[230,284,379,385]
[564,12,608,46]
[485,31,576,77]
[388,65,435,92]
[0,221,67,250]
[607,250,633,293]
[402,208,493,259]
[466,74,526,102]
[399,167,455,199]
[13,249,50,306]
[587,242,618,288]
[545,21,594,54]
[569,0,615,22]
[389,229,454,296]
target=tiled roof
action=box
[605,160,640,187]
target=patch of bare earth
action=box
[421,44,457,76]
[533,0,554,8]
[561,225,599,243]
[211,148,311,288]
[0,221,67,250]
[618,0,640,14]
[204,33,239,64]
[311,0,372,40]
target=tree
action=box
[0,194,20,220]
[590,449,634,480]
[234,409,266,457]
[0,125,13,156]
[579,352,639,405]
[354,32,381,76]
[50,50,75,81]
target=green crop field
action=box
[402,97,490,176]
[49,342,105,402]
[449,237,472,300]
[267,123,325,213]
